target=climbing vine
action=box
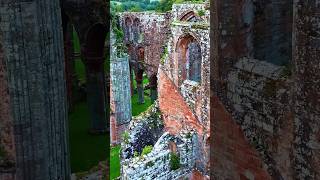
[111,11,127,57]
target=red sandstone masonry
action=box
[211,96,271,180]
[158,69,203,136]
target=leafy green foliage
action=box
[145,161,155,168]
[134,151,139,157]
[111,1,160,12]
[141,145,153,156]
[197,9,205,16]
[122,131,130,144]
[129,5,143,12]
[170,152,180,170]
[156,0,174,12]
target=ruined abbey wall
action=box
[120,12,171,77]
[159,3,210,177]
[211,0,320,179]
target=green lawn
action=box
[131,74,153,116]
[110,145,121,180]
[132,92,152,116]
[68,102,108,173]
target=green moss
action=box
[197,9,205,16]
[171,20,209,30]
[141,145,153,156]
[160,46,168,65]
[145,161,155,168]
[122,131,130,144]
[186,132,192,139]
[169,152,180,170]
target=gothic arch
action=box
[133,18,141,42]
[175,34,202,84]
[85,23,107,61]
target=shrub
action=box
[134,151,139,157]
[121,131,130,144]
[141,145,153,156]
[170,152,180,170]
[145,161,155,168]
[197,10,205,17]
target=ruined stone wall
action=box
[211,0,319,179]
[292,1,320,178]
[120,12,171,77]
[110,56,132,125]
[122,132,195,180]
[158,3,210,176]
[0,0,70,179]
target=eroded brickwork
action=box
[158,3,210,177]
[211,0,320,179]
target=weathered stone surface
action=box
[122,103,163,159]
[0,25,15,179]
[210,0,320,179]
[0,0,70,179]
[122,131,195,180]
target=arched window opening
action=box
[138,47,144,62]
[186,42,201,82]
[176,34,202,84]
[133,18,140,42]
[125,17,132,41]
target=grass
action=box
[68,102,108,173]
[110,145,121,180]
[131,73,153,116]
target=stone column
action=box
[111,56,132,143]
[292,1,320,179]
[149,74,158,102]
[83,24,107,134]
[84,58,107,134]
[135,69,145,104]
[0,0,70,179]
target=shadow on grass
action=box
[68,102,108,173]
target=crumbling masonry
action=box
[0,0,108,179]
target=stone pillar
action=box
[83,24,107,134]
[149,74,158,102]
[110,56,132,143]
[63,21,75,111]
[292,1,320,179]
[84,59,107,133]
[130,66,134,96]
[135,69,145,104]
[0,0,70,179]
